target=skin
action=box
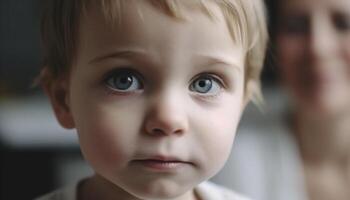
[46,1,249,200]
[276,0,350,115]
[276,0,350,199]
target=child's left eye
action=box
[189,75,223,95]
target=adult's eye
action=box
[334,14,350,32]
[279,15,310,35]
[190,75,222,95]
[105,70,143,92]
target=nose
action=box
[144,91,189,136]
[309,14,338,62]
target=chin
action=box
[125,181,192,200]
[130,190,186,200]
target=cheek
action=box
[276,36,306,86]
[72,100,143,174]
[343,38,350,68]
[277,36,303,62]
[206,103,240,152]
[191,96,243,174]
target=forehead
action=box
[82,1,221,40]
[279,0,350,14]
[76,0,243,65]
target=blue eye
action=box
[190,75,222,95]
[106,70,142,92]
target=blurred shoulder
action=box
[34,182,77,200]
[196,181,252,200]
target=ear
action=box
[242,80,256,109]
[41,69,75,129]
[242,79,264,112]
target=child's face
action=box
[60,1,246,199]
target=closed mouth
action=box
[131,156,194,170]
[134,159,189,164]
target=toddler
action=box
[36,0,267,199]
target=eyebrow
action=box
[89,48,147,64]
[89,49,243,72]
[195,53,243,73]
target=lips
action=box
[132,156,193,171]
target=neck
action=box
[293,109,350,166]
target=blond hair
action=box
[40,0,267,104]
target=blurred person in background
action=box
[212,0,350,199]
[276,0,350,199]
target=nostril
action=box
[151,128,165,135]
[153,128,162,132]
[148,127,184,136]
[174,129,183,135]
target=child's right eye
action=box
[105,69,143,92]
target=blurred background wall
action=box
[0,0,42,95]
[0,1,93,199]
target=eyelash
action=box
[102,68,227,98]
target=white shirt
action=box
[35,181,251,200]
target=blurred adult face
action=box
[276,0,350,115]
